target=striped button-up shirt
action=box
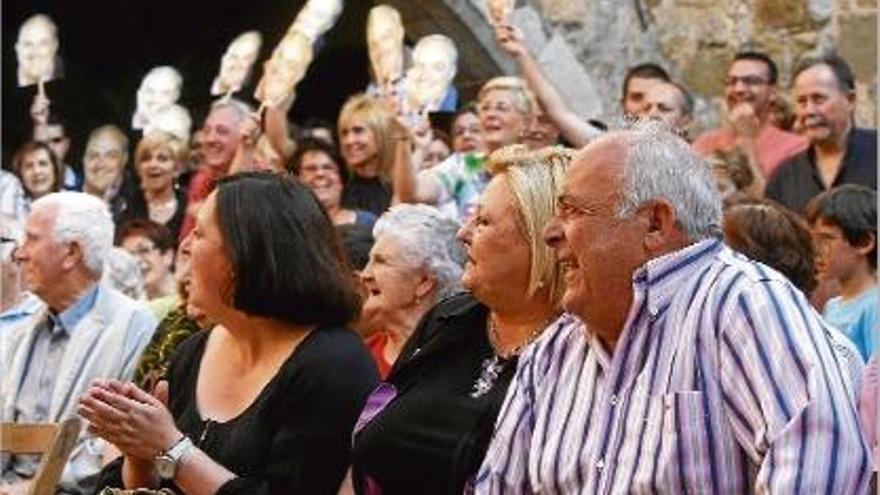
[476,238,870,494]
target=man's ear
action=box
[642,199,679,251]
[63,240,84,271]
[854,232,875,258]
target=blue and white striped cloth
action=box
[476,238,870,494]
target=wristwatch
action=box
[154,435,194,481]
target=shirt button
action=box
[610,395,618,406]
[596,459,605,471]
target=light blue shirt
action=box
[0,292,43,329]
[823,284,878,360]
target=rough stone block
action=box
[754,0,812,30]
[838,13,878,82]
[537,0,589,24]
[536,32,605,119]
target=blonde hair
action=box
[486,144,573,305]
[337,93,393,181]
[477,76,535,115]
[135,131,188,169]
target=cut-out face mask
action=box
[367,5,405,87]
[487,0,514,25]
[133,66,183,130]
[16,14,60,87]
[212,31,262,96]
[144,104,193,143]
[255,32,313,108]
[406,35,457,112]
[290,0,343,42]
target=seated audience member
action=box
[479,125,870,493]
[351,146,570,494]
[722,201,816,294]
[422,129,453,169]
[82,125,138,221]
[493,24,605,147]
[291,138,377,229]
[179,99,250,241]
[84,172,378,494]
[450,103,485,154]
[337,94,395,216]
[0,171,27,221]
[0,192,156,494]
[805,185,877,360]
[0,215,42,331]
[392,77,535,220]
[31,99,80,190]
[708,147,764,206]
[766,54,877,213]
[693,51,808,178]
[120,132,189,242]
[359,204,465,378]
[116,219,177,305]
[102,247,147,300]
[12,141,64,207]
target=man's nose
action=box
[543,216,562,247]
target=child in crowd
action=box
[806,185,877,360]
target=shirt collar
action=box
[53,284,99,335]
[631,237,723,319]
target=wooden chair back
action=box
[1,418,81,495]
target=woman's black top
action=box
[116,185,188,244]
[341,175,391,216]
[351,293,517,495]
[95,325,378,495]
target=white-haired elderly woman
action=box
[350,145,571,494]
[360,203,465,378]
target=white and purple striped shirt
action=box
[476,238,870,494]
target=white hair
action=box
[102,247,146,300]
[33,192,114,276]
[615,122,722,239]
[373,204,466,301]
[414,34,458,68]
[210,97,254,125]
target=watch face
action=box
[155,454,177,479]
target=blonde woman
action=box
[337,93,395,215]
[350,145,571,494]
[120,132,189,241]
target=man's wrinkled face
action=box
[218,34,261,91]
[138,70,181,118]
[408,41,455,106]
[638,82,692,131]
[794,64,855,146]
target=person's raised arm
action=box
[495,24,600,147]
[228,114,261,175]
[263,93,297,162]
[389,116,441,205]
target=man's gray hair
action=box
[616,123,722,239]
[210,97,254,125]
[102,247,146,299]
[33,192,114,276]
[373,204,466,301]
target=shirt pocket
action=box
[659,391,715,494]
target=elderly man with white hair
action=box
[476,125,870,493]
[1,192,156,494]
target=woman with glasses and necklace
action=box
[350,145,571,494]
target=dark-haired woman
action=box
[82,172,378,494]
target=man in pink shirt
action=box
[693,51,807,178]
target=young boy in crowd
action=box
[806,184,877,360]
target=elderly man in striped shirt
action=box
[476,125,870,494]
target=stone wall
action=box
[463,0,877,133]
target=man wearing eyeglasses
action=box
[693,51,807,179]
[0,215,42,333]
[31,94,81,190]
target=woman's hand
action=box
[494,24,527,60]
[78,379,182,461]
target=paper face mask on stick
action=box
[405,35,458,113]
[16,14,61,87]
[290,0,343,43]
[144,104,193,143]
[487,0,515,26]
[367,5,405,88]
[212,31,263,96]
[133,66,183,130]
[255,32,314,108]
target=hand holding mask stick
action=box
[367,5,405,98]
[212,31,263,101]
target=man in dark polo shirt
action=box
[766,54,877,213]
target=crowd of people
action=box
[0,10,877,495]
